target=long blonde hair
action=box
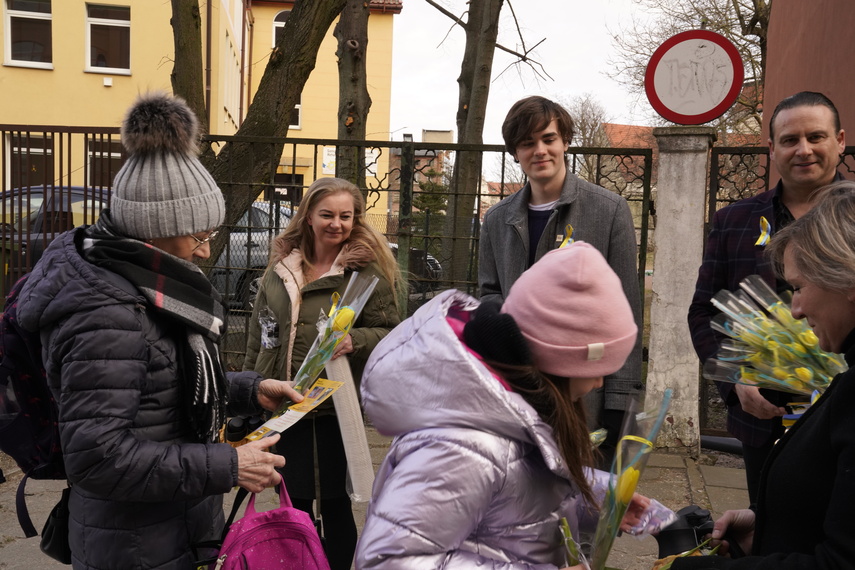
[271,177,402,301]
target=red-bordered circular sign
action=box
[644,30,744,125]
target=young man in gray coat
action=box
[478,96,643,465]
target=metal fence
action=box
[0,126,123,290]
[1,125,661,391]
[8,123,855,439]
[190,135,655,369]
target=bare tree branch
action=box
[424,0,553,81]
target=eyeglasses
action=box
[191,229,220,251]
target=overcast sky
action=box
[386,0,652,145]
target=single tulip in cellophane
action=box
[704,275,846,396]
[563,426,624,567]
[589,389,673,570]
[244,272,379,442]
[279,271,379,410]
[246,271,379,441]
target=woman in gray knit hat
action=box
[16,92,302,569]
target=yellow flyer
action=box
[245,378,344,440]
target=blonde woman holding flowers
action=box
[243,177,400,570]
[673,180,855,570]
[356,242,653,569]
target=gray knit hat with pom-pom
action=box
[111,92,225,239]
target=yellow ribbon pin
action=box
[558,224,575,248]
[755,216,771,246]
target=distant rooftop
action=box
[602,123,656,149]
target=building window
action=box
[86,4,129,73]
[290,94,301,129]
[222,31,240,128]
[273,10,289,46]
[5,0,52,67]
[273,11,300,129]
[7,133,54,189]
[87,137,123,188]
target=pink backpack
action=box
[211,476,330,570]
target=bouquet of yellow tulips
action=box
[704,275,846,396]
[589,389,673,570]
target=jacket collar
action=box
[274,247,349,291]
[503,169,580,226]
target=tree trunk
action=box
[443,0,504,288]
[171,0,216,168]
[203,0,347,265]
[170,0,208,134]
[334,0,371,188]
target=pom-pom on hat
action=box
[501,241,637,378]
[463,301,533,367]
[111,92,225,239]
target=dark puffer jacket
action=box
[17,228,265,570]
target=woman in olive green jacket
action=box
[243,177,400,570]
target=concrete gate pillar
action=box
[646,127,716,454]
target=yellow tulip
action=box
[795,367,813,382]
[616,467,640,504]
[799,331,818,349]
[771,367,789,380]
[331,306,355,333]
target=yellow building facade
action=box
[0,0,400,191]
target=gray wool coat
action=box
[478,169,643,414]
[17,228,266,570]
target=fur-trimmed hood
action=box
[270,234,376,271]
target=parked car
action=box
[208,201,293,309]
[0,186,108,291]
[209,201,446,309]
[388,242,444,294]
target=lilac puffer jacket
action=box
[356,290,598,569]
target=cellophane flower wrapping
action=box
[589,428,607,448]
[271,271,379,416]
[589,389,673,570]
[704,274,846,396]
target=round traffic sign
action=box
[644,30,744,125]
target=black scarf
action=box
[81,211,228,442]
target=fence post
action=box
[397,134,414,314]
[647,127,716,454]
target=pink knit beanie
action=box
[501,241,637,378]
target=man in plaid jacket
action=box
[688,91,846,507]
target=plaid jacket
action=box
[687,180,794,448]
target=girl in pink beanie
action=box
[357,241,656,569]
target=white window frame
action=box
[290,94,301,130]
[4,0,53,69]
[272,10,300,130]
[85,4,130,75]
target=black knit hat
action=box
[463,301,533,367]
